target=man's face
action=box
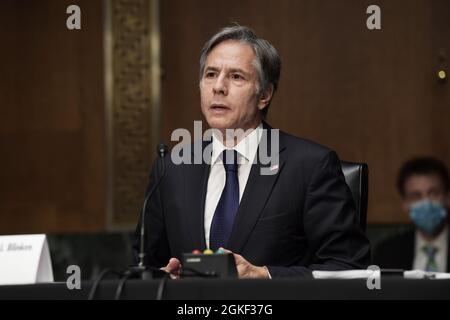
[200,40,271,132]
[402,174,450,214]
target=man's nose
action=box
[213,74,228,95]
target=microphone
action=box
[92,143,169,299]
[137,143,168,276]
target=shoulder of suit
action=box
[277,129,334,161]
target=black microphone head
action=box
[156,143,168,157]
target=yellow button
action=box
[203,249,214,255]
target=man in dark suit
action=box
[134,25,370,278]
[373,157,450,272]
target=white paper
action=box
[312,269,379,279]
[313,269,450,280]
[404,269,450,279]
[0,234,54,285]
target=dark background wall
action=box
[0,0,449,233]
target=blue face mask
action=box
[409,200,448,235]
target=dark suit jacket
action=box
[373,228,450,272]
[133,123,370,278]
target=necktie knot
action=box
[222,150,238,172]
[423,245,438,258]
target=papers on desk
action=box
[313,269,450,279]
[403,270,450,279]
[313,269,378,279]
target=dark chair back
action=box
[340,161,369,231]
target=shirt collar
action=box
[211,123,263,165]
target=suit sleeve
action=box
[132,157,171,269]
[267,150,371,278]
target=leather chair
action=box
[340,161,369,231]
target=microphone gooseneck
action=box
[138,143,168,269]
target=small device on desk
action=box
[181,248,238,279]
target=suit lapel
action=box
[183,141,211,251]
[227,124,286,253]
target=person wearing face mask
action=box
[373,157,450,272]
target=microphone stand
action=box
[90,144,169,300]
[130,143,168,280]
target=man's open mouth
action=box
[210,104,231,111]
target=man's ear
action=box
[257,85,274,110]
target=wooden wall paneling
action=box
[0,0,105,233]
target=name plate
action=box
[0,234,54,285]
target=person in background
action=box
[373,157,450,272]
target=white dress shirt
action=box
[204,123,263,249]
[413,225,448,272]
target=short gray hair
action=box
[199,25,281,117]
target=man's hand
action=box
[222,248,270,279]
[160,257,182,279]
